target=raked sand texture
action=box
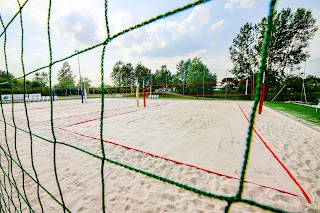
[0,98,319,212]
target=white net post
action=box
[245,79,248,95]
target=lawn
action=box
[265,102,320,126]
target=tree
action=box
[111,61,134,86]
[154,65,172,85]
[55,62,75,88]
[32,72,48,87]
[229,8,318,97]
[186,57,217,95]
[78,76,91,88]
[134,62,151,87]
[305,75,320,102]
[221,77,237,90]
[267,8,318,76]
[176,59,192,84]
[229,22,258,80]
[111,61,123,86]
[0,70,16,89]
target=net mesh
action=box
[150,80,253,99]
[0,0,290,212]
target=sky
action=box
[0,0,320,86]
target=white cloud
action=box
[224,0,254,10]
[53,10,100,45]
[24,0,48,26]
[108,11,133,34]
[108,4,216,58]
[208,19,225,32]
[0,0,18,12]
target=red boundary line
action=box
[237,104,311,203]
[67,103,167,127]
[13,105,79,112]
[58,127,300,198]
[11,106,53,112]
[67,109,140,127]
[57,105,135,123]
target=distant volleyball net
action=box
[149,79,253,99]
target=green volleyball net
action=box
[0,0,293,212]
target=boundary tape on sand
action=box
[66,103,168,127]
[59,127,300,198]
[237,104,311,203]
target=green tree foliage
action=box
[176,59,191,84]
[122,63,134,86]
[134,62,151,87]
[229,7,318,96]
[32,72,48,87]
[266,8,318,76]
[229,22,258,80]
[55,61,76,88]
[269,73,320,102]
[111,60,123,86]
[154,65,172,85]
[77,76,91,88]
[111,61,134,86]
[305,75,320,93]
[0,70,16,89]
[186,57,217,95]
[221,77,238,90]
[0,70,50,95]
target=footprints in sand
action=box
[306,159,320,172]
[272,194,295,203]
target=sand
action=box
[0,98,319,212]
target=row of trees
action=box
[0,62,92,96]
[0,70,50,94]
[110,57,217,95]
[55,62,91,89]
[229,7,319,101]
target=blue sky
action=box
[0,0,320,86]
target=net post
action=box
[258,71,266,114]
[136,81,139,107]
[259,83,266,114]
[52,90,55,101]
[84,84,87,103]
[143,80,146,107]
[150,84,152,96]
[245,79,248,95]
[80,88,84,103]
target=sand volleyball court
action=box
[0,98,319,212]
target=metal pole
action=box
[75,50,83,103]
[150,74,152,96]
[271,85,286,101]
[203,71,204,98]
[224,70,227,99]
[258,71,266,114]
[302,60,308,104]
[75,50,82,83]
[166,73,168,88]
[183,81,185,95]
[182,72,185,95]
[143,80,146,107]
[136,80,139,107]
[245,79,248,95]
[252,70,255,100]
[166,73,168,97]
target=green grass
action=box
[265,101,320,126]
